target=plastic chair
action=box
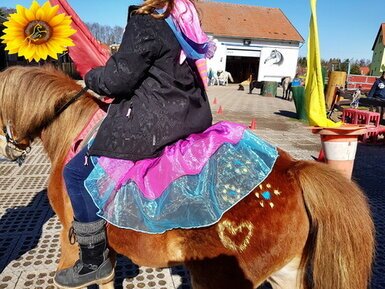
[355,110,380,126]
[342,108,358,124]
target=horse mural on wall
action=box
[264,49,284,66]
[0,66,375,289]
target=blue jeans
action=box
[63,146,100,222]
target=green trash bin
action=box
[291,86,307,120]
[261,81,278,97]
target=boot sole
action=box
[53,269,115,289]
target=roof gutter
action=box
[211,34,303,45]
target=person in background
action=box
[208,67,214,86]
[291,74,302,87]
[368,71,385,99]
[54,0,215,288]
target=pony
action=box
[0,66,375,289]
[218,71,234,86]
[281,76,292,101]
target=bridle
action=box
[0,121,31,165]
[0,87,88,166]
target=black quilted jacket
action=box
[85,8,212,161]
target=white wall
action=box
[258,46,299,82]
[207,41,227,74]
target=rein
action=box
[1,87,88,165]
[55,86,89,116]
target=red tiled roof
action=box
[372,23,385,50]
[360,67,370,75]
[196,1,304,43]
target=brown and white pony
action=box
[281,76,292,101]
[0,66,375,289]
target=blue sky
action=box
[1,0,383,61]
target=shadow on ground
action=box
[274,110,299,120]
[353,143,385,289]
[0,190,53,273]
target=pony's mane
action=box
[0,65,101,162]
[0,65,84,141]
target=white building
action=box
[197,2,304,83]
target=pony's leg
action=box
[282,88,286,99]
[47,167,79,269]
[58,228,78,269]
[266,257,302,289]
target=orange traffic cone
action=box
[316,149,325,162]
[249,119,256,129]
[216,105,223,114]
[213,97,217,104]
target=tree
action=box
[86,22,124,45]
[0,8,5,18]
[350,64,361,75]
[110,26,124,44]
[0,7,16,17]
[338,59,350,73]
[358,58,371,67]
[297,56,307,68]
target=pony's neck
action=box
[40,94,100,165]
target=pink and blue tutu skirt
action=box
[84,121,278,233]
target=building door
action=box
[226,56,260,83]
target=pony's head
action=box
[0,65,82,164]
[0,67,34,164]
[0,122,31,165]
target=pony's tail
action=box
[292,161,374,289]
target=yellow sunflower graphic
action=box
[0,1,76,62]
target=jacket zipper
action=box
[84,151,90,166]
[126,102,133,118]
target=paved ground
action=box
[0,85,384,288]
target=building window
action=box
[379,35,383,44]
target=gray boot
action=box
[54,219,114,289]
